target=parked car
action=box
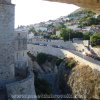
[52,45,59,48]
[33,43,39,45]
[57,45,64,49]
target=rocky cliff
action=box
[68,65,100,99]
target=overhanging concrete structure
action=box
[45,0,100,14]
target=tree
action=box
[74,31,83,39]
[83,32,92,40]
[60,28,74,41]
[36,53,47,65]
[60,28,83,41]
[28,27,36,33]
[90,32,100,46]
[50,35,60,40]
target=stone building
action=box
[0,0,15,88]
[14,30,28,68]
[0,0,37,100]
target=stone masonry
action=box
[0,0,15,85]
[0,0,37,100]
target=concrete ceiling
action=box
[45,0,100,14]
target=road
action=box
[28,42,100,70]
[66,49,100,66]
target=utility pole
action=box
[69,32,70,42]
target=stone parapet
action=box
[6,73,37,100]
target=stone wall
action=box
[6,73,37,100]
[28,44,100,71]
[0,3,15,81]
[28,44,65,58]
[14,30,28,69]
[92,47,100,57]
[31,39,76,50]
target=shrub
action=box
[35,78,52,95]
[56,59,63,66]
[90,32,100,46]
[36,53,47,65]
[65,58,77,69]
[36,53,58,65]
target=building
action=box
[0,0,15,88]
[14,30,28,69]
[56,30,61,37]
[0,0,37,99]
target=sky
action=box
[12,0,79,28]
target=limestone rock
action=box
[68,65,100,99]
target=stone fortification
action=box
[14,30,28,69]
[0,0,11,4]
[0,0,15,83]
[0,1,37,100]
[6,73,37,100]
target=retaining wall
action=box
[6,73,37,100]
[28,44,100,71]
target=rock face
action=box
[0,0,11,4]
[46,0,100,14]
[68,65,100,99]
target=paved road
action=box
[66,49,100,66]
[29,43,100,71]
[29,42,100,64]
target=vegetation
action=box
[90,32,100,46]
[28,26,36,33]
[49,34,60,40]
[78,17,100,27]
[60,28,83,41]
[27,52,36,61]
[36,53,58,65]
[68,9,95,18]
[60,28,72,41]
[36,53,48,65]
[93,45,100,48]
[68,65,100,99]
[83,32,92,40]
[65,58,77,69]
[56,59,63,66]
[35,78,52,100]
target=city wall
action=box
[6,73,37,100]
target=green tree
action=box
[90,32,100,46]
[36,53,47,65]
[35,78,52,95]
[60,28,74,41]
[74,31,83,39]
[60,28,83,41]
[83,32,92,40]
[28,27,36,33]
